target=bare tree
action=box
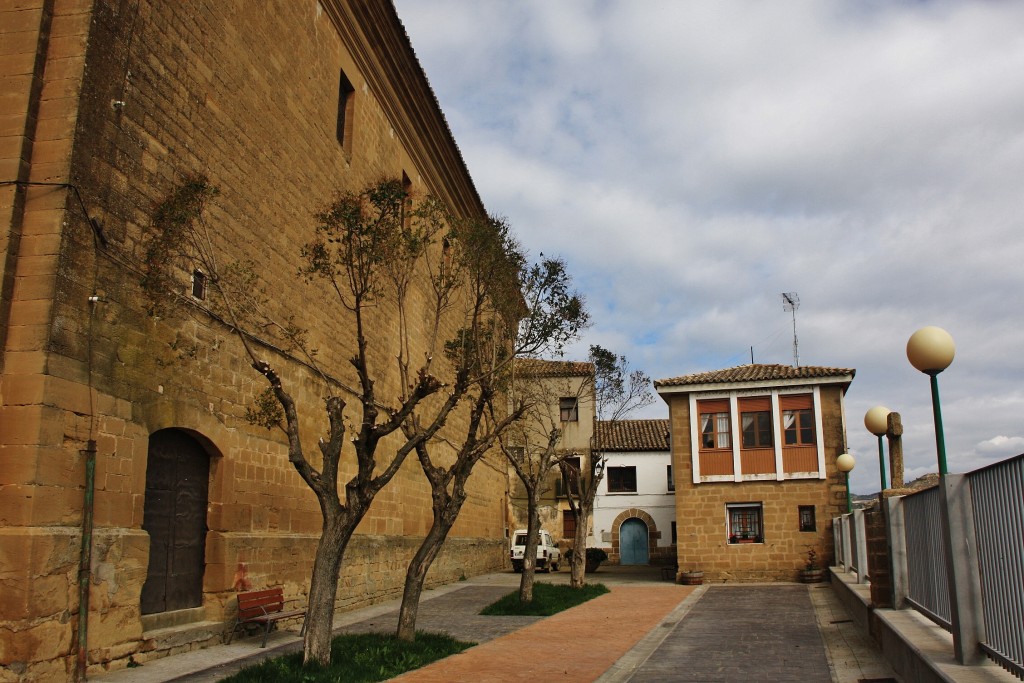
[142,177,525,665]
[394,223,588,639]
[501,359,593,603]
[560,345,653,588]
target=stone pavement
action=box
[92,566,899,683]
[605,585,832,682]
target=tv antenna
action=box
[782,292,800,367]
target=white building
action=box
[592,419,674,565]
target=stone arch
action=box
[610,508,661,564]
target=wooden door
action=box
[620,518,649,565]
[140,429,209,615]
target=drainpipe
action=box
[76,439,97,682]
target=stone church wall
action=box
[0,1,508,679]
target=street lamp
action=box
[864,406,891,491]
[836,452,855,513]
[906,326,956,475]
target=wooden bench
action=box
[226,587,306,648]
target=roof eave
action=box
[655,373,855,396]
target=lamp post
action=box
[906,326,984,665]
[906,326,955,475]
[836,452,855,513]
[864,406,891,491]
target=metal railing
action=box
[887,453,1024,679]
[969,455,1024,678]
[903,485,951,627]
[832,515,846,567]
[832,511,867,583]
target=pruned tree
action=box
[142,176,525,665]
[394,226,588,640]
[500,357,593,603]
[560,345,653,588]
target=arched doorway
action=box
[619,518,649,565]
[140,429,211,615]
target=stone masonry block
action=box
[0,484,35,526]
[0,51,37,79]
[92,490,134,528]
[0,617,71,665]
[0,111,28,137]
[11,273,58,301]
[16,207,65,235]
[4,320,50,350]
[0,31,38,57]
[0,5,45,34]
[17,230,63,256]
[32,444,84,488]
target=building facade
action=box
[656,364,854,582]
[591,419,674,565]
[506,359,595,545]
[1,1,508,679]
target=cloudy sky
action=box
[393,0,1024,494]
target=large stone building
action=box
[656,364,855,582]
[1,1,509,679]
[505,359,595,544]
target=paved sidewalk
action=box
[92,567,898,683]
[608,584,832,682]
[391,583,693,683]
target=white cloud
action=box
[396,0,1024,493]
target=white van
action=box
[509,529,561,573]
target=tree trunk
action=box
[302,515,350,666]
[570,506,588,588]
[518,490,541,603]
[396,515,452,641]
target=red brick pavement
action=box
[391,584,695,683]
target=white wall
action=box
[592,450,675,549]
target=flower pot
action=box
[585,560,601,573]
[679,570,703,585]
[799,568,825,583]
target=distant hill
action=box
[851,472,940,505]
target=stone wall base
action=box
[0,526,504,680]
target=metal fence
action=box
[887,453,1024,679]
[969,455,1024,678]
[903,486,951,627]
[832,510,867,583]
[833,515,846,567]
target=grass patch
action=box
[480,582,609,616]
[220,631,474,683]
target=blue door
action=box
[619,519,649,565]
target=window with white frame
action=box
[700,411,731,449]
[666,464,674,492]
[739,396,773,448]
[727,503,763,543]
[780,394,816,446]
[741,410,773,448]
[783,408,816,445]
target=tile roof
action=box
[514,358,594,378]
[595,419,670,451]
[655,364,855,388]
